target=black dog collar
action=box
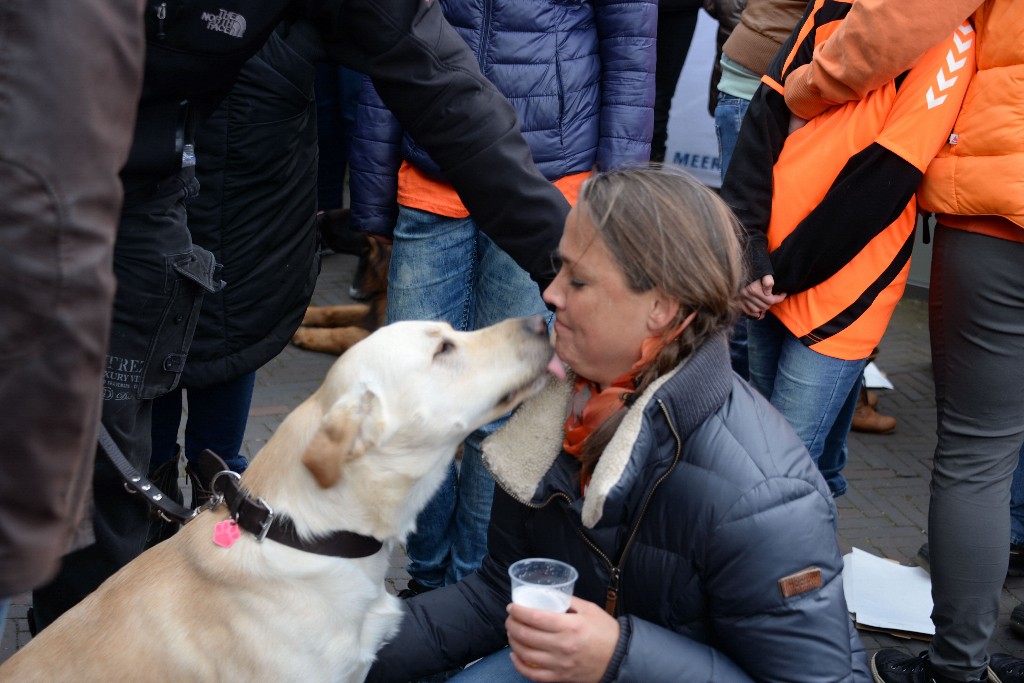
[201,450,384,559]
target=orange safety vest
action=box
[760,3,974,360]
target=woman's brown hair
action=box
[575,164,746,479]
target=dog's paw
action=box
[292,327,314,349]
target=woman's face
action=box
[543,205,676,390]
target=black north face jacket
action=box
[180,21,322,387]
[126,0,568,288]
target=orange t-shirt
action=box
[397,161,590,215]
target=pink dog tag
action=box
[212,519,241,548]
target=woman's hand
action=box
[505,597,620,683]
[738,275,787,319]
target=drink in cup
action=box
[508,558,578,612]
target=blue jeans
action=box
[150,371,256,473]
[714,91,750,182]
[449,649,529,682]
[715,91,752,380]
[388,207,550,587]
[747,314,866,497]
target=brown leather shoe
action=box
[851,403,897,433]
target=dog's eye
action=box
[434,340,456,357]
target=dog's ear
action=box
[301,390,383,488]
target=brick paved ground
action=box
[4,250,1023,668]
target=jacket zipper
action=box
[602,401,684,618]
[156,2,167,40]
[492,397,684,618]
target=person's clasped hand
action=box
[738,274,787,319]
[505,597,620,682]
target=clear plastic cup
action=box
[508,558,578,612]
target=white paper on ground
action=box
[863,361,895,390]
[842,547,934,636]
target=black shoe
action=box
[989,653,1024,683]
[397,579,436,600]
[870,649,985,683]
[1011,604,1024,640]
[871,650,933,683]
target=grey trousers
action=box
[927,224,1024,680]
[0,0,145,598]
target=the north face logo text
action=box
[201,9,246,37]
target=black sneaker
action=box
[397,578,436,600]
[870,649,985,683]
[989,653,1024,683]
[872,650,933,683]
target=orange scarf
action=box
[563,323,684,492]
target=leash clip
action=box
[190,493,222,519]
[210,469,241,515]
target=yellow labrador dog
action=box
[1,316,559,683]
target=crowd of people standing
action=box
[1,0,1022,682]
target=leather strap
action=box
[98,430,383,558]
[98,423,196,524]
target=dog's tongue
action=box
[547,353,567,381]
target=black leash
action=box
[98,423,197,524]
[98,427,383,558]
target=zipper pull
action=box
[156,2,167,40]
[603,567,620,616]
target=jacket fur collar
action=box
[483,333,733,528]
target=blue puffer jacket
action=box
[368,335,870,682]
[349,0,658,238]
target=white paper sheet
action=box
[863,361,895,390]
[843,547,934,636]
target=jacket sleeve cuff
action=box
[598,616,632,683]
[744,231,774,283]
[783,65,829,121]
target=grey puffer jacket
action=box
[368,335,870,682]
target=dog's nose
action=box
[522,315,547,338]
